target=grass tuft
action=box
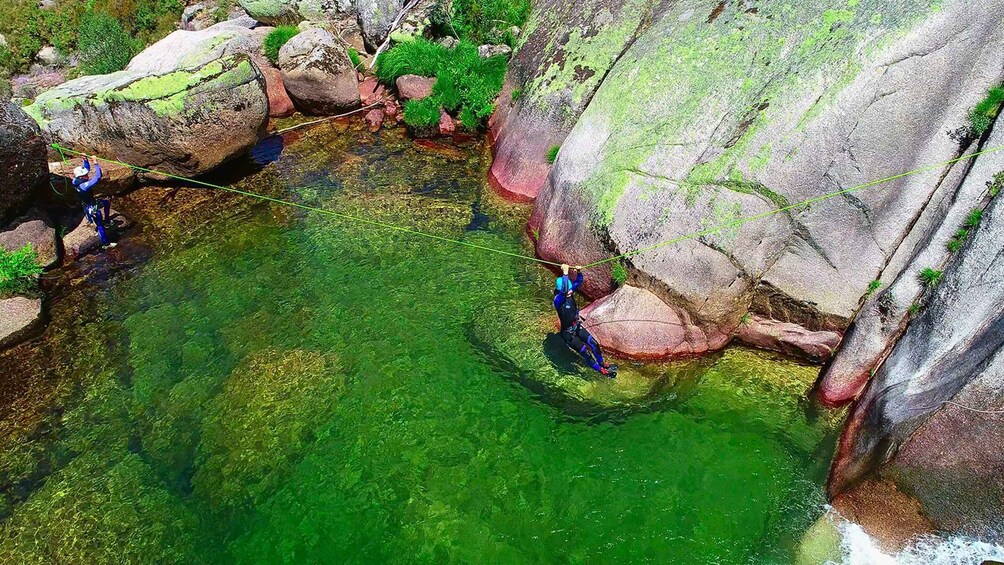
[864,279,882,296]
[965,208,983,229]
[402,97,442,128]
[546,145,560,164]
[611,263,627,285]
[918,268,943,287]
[0,244,43,297]
[264,26,299,65]
[347,47,362,70]
[969,85,1004,136]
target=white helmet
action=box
[73,166,89,178]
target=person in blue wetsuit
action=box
[72,156,116,249]
[554,264,615,377]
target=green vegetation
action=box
[919,268,943,287]
[546,144,560,164]
[0,244,42,297]
[908,302,922,315]
[77,11,137,75]
[989,171,1004,197]
[347,46,362,70]
[969,84,1004,137]
[511,88,522,102]
[611,262,628,285]
[947,208,984,253]
[0,0,184,76]
[378,39,507,129]
[430,0,530,46]
[402,97,442,128]
[263,26,299,65]
[864,279,882,296]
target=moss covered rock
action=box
[24,55,268,178]
[516,0,1004,358]
[238,0,352,25]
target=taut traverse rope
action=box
[53,143,1004,270]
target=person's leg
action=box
[576,326,607,367]
[100,199,111,224]
[563,331,598,368]
[94,210,110,245]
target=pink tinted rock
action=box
[437,109,455,136]
[580,284,720,360]
[395,74,435,100]
[0,297,43,349]
[0,213,57,269]
[365,108,384,132]
[259,64,295,118]
[736,315,842,362]
[487,91,552,202]
[358,77,387,105]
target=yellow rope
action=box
[53,142,1004,271]
[53,143,562,267]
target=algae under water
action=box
[0,124,841,563]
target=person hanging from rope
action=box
[554,264,616,377]
[72,155,116,249]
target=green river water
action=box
[0,123,842,563]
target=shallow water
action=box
[0,123,841,563]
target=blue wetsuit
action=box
[72,158,111,245]
[554,273,607,373]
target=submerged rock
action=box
[0,297,43,349]
[0,102,48,225]
[278,28,361,115]
[24,55,269,178]
[517,0,1004,359]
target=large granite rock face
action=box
[490,0,659,201]
[819,122,1004,406]
[23,55,269,178]
[0,102,48,225]
[829,189,1004,543]
[278,28,360,114]
[0,211,57,270]
[520,0,1004,359]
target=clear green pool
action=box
[0,124,840,563]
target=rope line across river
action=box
[53,143,1004,271]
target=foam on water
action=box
[838,517,1004,565]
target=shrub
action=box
[919,268,943,287]
[403,97,442,128]
[376,38,451,83]
[511,88,522,103]
[264,26,299,65]
[546,145,560,164]
[450,0,531,46]
[380,39,506,130]
[611,263,627,286]
[0,244,42,297]
[78,11,137,75]
[969,85,1004,137]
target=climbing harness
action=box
[52,143,1004,271]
